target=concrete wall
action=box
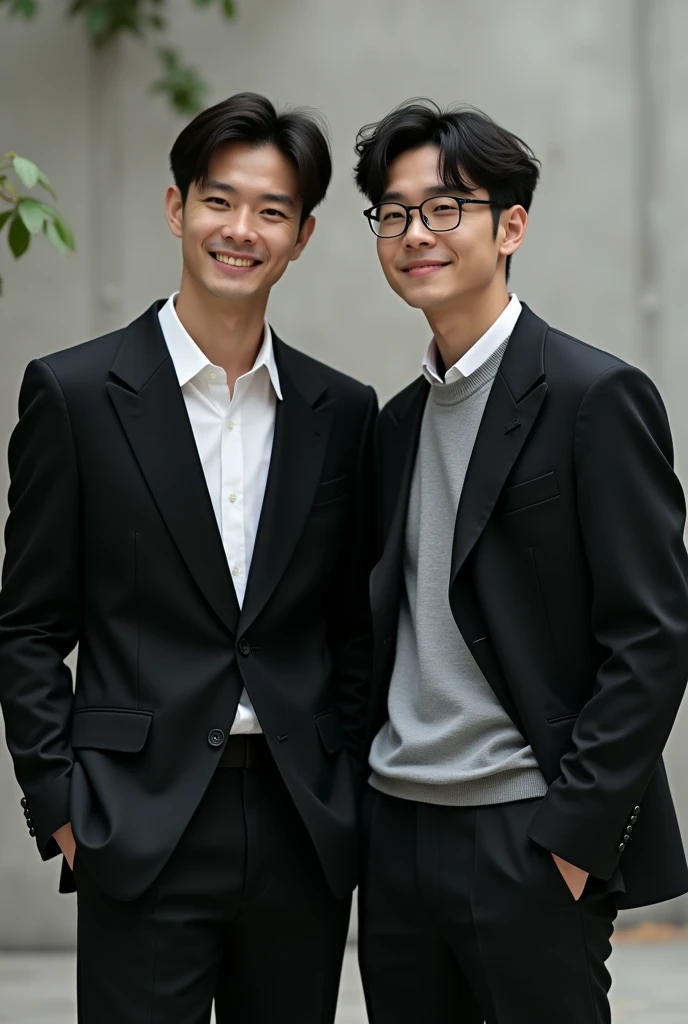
[1,0,687,946]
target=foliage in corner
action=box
[0,153,75,296]
[0,0,236,115]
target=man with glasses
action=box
[354,100,688,1024]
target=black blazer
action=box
[369,303,688,910]
[0,301,377,901]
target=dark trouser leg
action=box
[76,770,246,1024]
[77,751,352,1024]
[466,798,616,1024]
[358,789,484,1024]
[359,789,616,1024]
[214,765,351,1024]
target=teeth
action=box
[215,254,257,267]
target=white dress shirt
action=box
[422,294,522,386]
[158,293,283,735]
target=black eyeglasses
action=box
[363,195,504,238]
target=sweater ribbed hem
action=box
[368,765,548,807]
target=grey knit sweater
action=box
[369,341,547,805]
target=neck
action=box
[174,273,269,392]
[426,279,510,375]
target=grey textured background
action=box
[1,0,687,947]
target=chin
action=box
[397,284,453,311]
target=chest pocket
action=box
[501,471,560,515]
[312,474,349,507]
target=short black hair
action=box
[354,100,540,280]
[170,92,332,225]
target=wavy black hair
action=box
[170,92,332,226]
[354,100,540,279]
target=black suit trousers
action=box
[358,788,617,1024]
[75,750,351,1024]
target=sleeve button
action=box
[618,842,626,852]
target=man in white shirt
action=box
[0,92,377,1024]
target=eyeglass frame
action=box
[363,195,506,239]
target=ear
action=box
[498,205,528,259]
[289,215,316,262]
[165,185,184,239]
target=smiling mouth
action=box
[401,262,450,277]
[210,253,263,268]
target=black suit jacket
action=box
[0,301,377,901]
[369,302,688,910]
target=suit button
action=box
[26,817,33,827]
[630,815,638,824]
[238,638,251,656]
[625,824,633,834]
[28,828,36,837]
[618,842,626,853]
[623,833,631,843]
[20,797,27,809]
[633,806,641,815]
[208,729,225,748]
[23,808,31,819]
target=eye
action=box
[205,197,229,208]
[381,209,403,221]
[262,208,287,219]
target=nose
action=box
[404,208,435,249]
[221,207,258,246]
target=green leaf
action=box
[148,13,166,30]
[222,0,234,16]
[152,47,208,115]
[44,218,72,255]
[17,196,46,234]
[8,213,30,258]
[0,209,13,232]
[36,200,60,220]
[37,168,57,199]
[85,7,108,39]
[53,214,75,251]
[13,155,39,189]
[158,46,178,70]
[9,0,38,17]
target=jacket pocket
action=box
[71,708,153,753]
[312,475,349,507]
[314,709,345,753]
[502,471,560,514]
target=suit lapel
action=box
[370,377,429,618]
[107,302,240,635]
[237,336,333,635]
[450,303,549,589]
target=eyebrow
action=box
[378,185,473,203]
[202,179,296,209]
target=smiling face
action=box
[166,141,314,307]
[374,144,524,315]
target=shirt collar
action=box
[422,293,522,386]
[158,292,283,400]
